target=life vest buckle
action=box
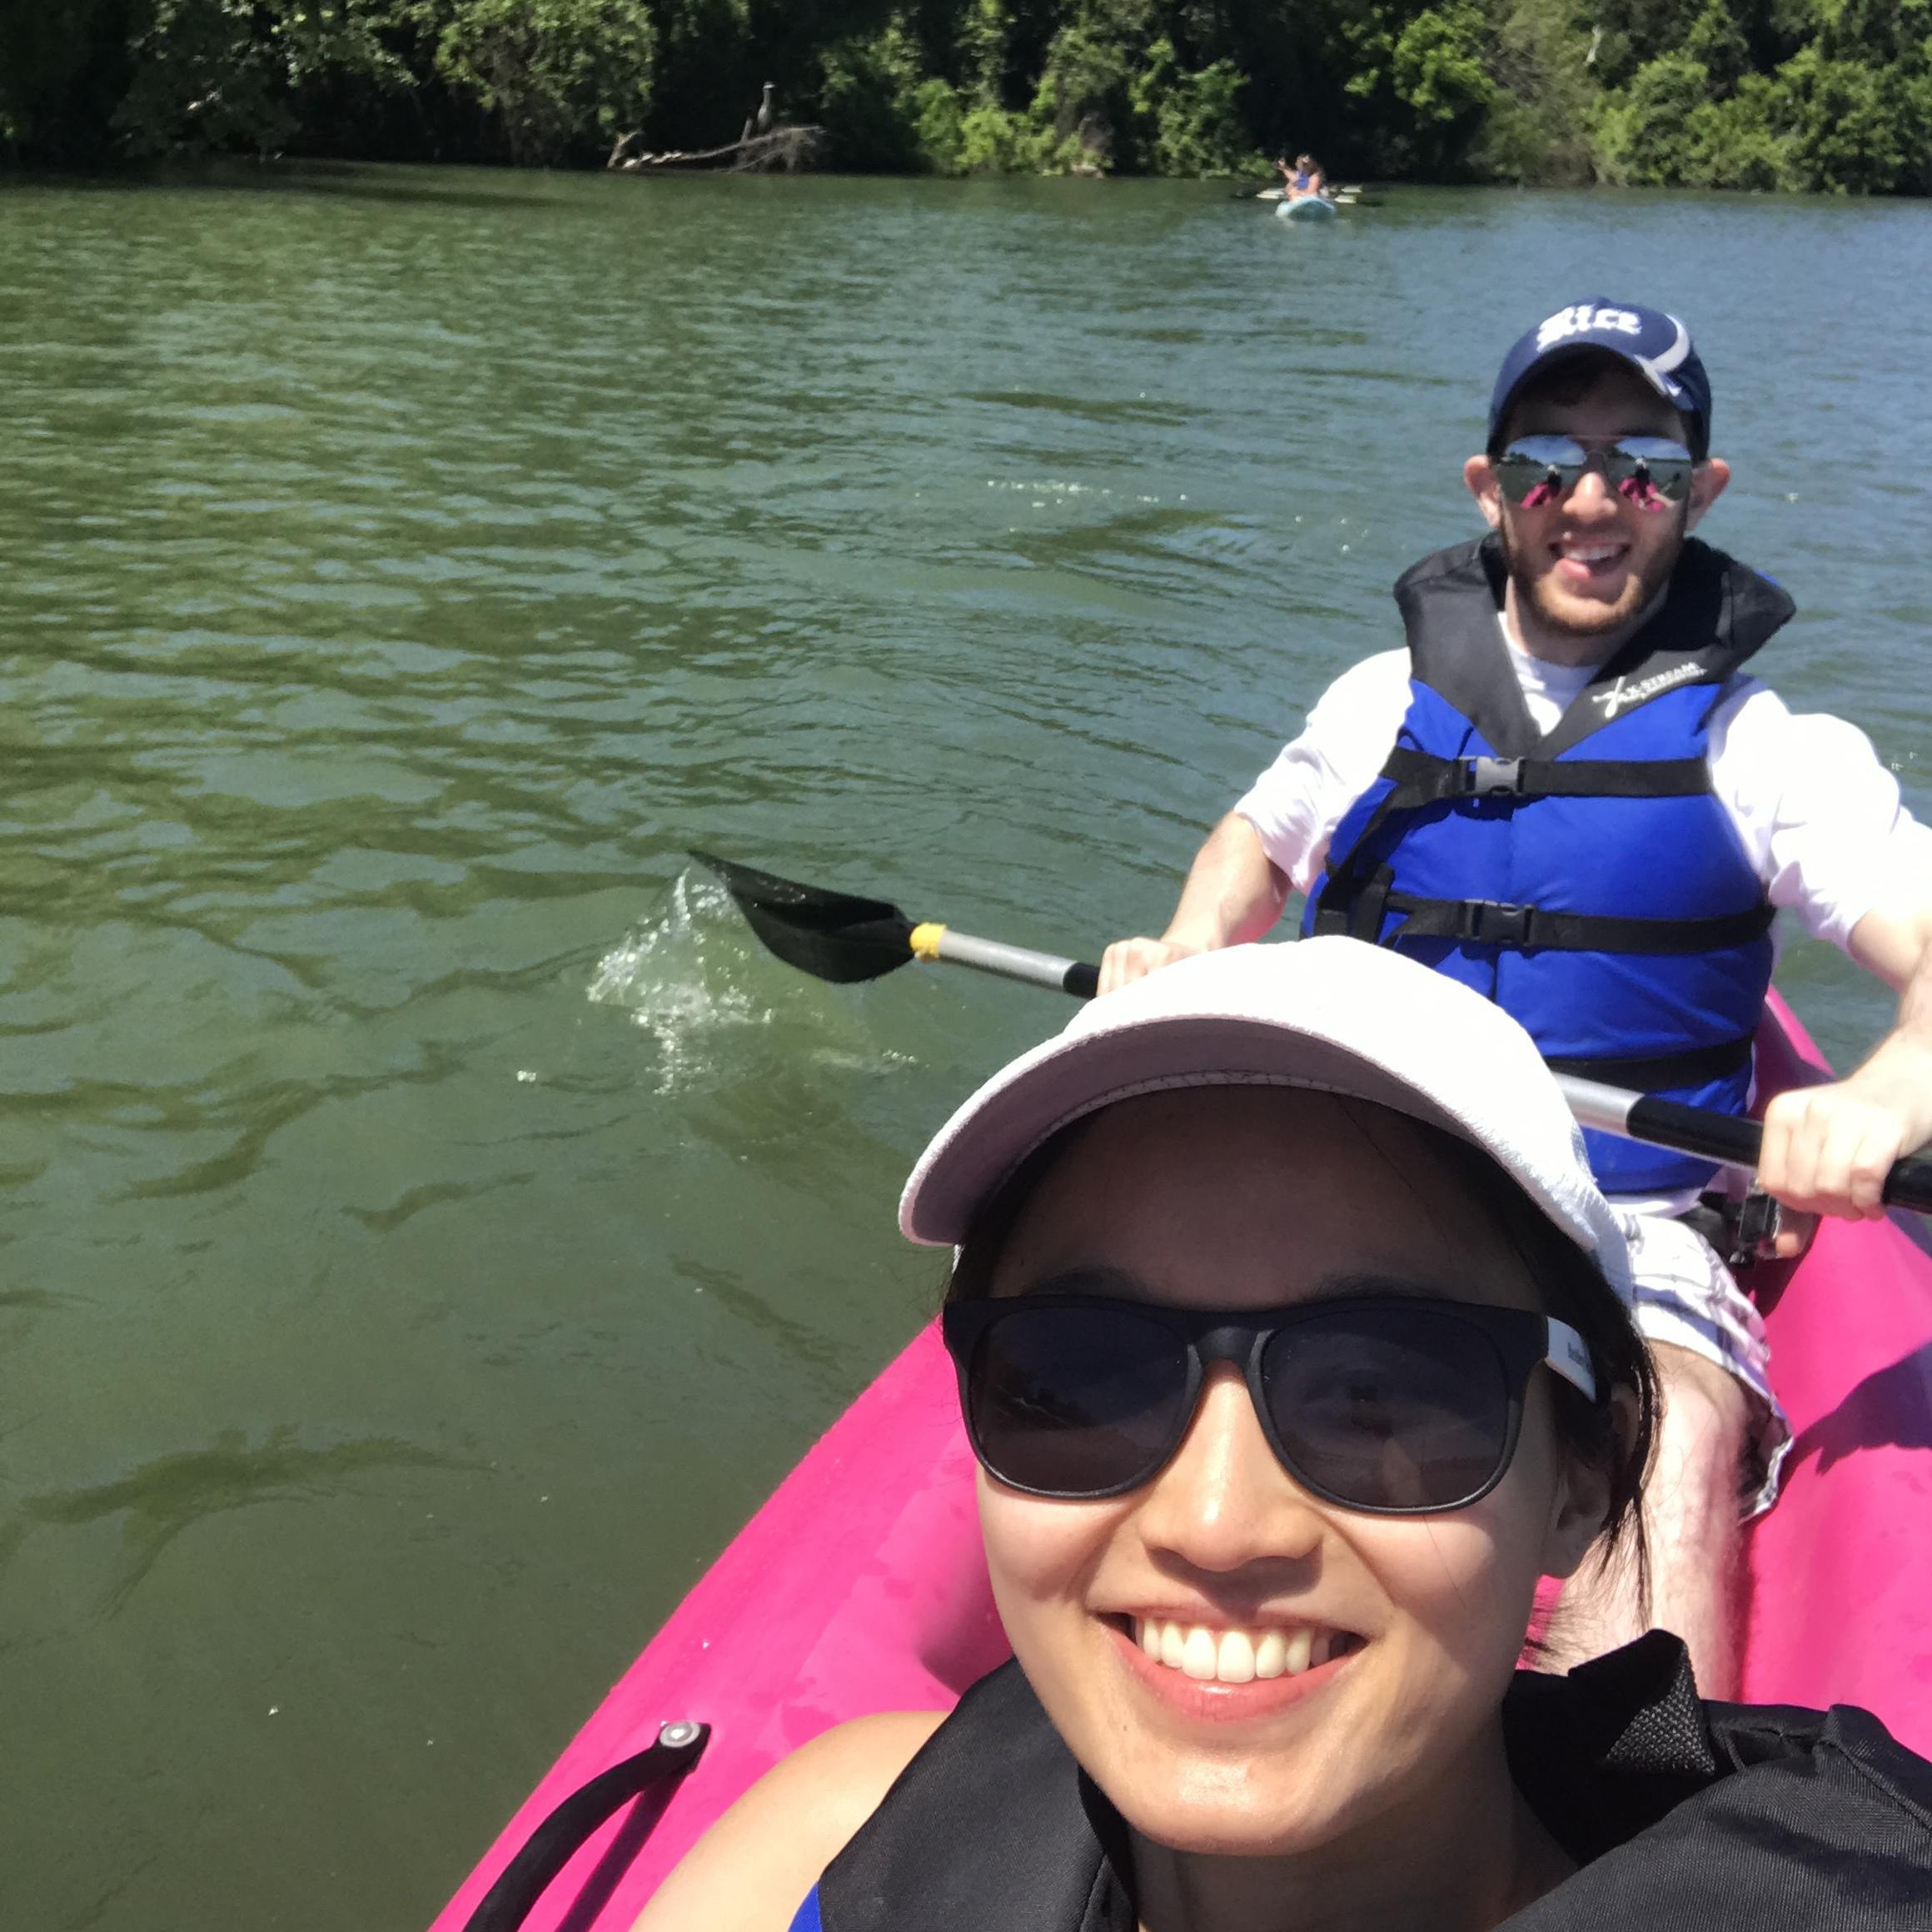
[1463,755,1526,796]
[1460,899,1534,946]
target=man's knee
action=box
[1648,1341,1752,1506]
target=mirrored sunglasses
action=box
[1495,434,1696,510]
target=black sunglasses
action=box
[1494,433,1696,510]
[941,1295,1598,1515]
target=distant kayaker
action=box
[1098,299,1932,1699]
[1276,151,1325,199]
[637,942,1932,1932]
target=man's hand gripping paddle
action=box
[693,851,1932,1217]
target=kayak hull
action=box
[428,993,1932,1931]
[427,1326,1003,1932]
[1275,196,1338,222]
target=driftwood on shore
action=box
[607,125,822,174]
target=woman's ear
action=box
[1540,1386,1637,1580]
[1464,454,1505,530]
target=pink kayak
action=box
[428,993,1932,1932]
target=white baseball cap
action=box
[899,937,1633,1304]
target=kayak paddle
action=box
[693,850,1098,998]
[693,852,1932,1214]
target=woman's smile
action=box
[1107,1611,1367,1721]
[1129,1615,1362,1682]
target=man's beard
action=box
[1497,505,1688,640]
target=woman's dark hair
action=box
[942,1094,1658,1593]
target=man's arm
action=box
[1097,813,1288,994]
[1758,896,1932,1220]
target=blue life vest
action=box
[1302,535,1794,1194]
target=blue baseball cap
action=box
[1487,300,1712,457]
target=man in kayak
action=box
[1098,299,1932,1696]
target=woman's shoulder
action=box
[631,1710,945,1932]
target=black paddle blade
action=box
[691,851,918,984]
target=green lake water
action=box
[1,166,1928,1929]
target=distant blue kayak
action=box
[1275,194,1338,222]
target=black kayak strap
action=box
[1382,894,1774,957]
[1378,747,1711,803]
[1309,749,1715,941]
[461,1721,710,1932]
[1546,1032,1755,1092]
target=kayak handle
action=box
[461,1720,709,1932]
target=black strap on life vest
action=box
[1545,1031,1755,1090]
[1377,746,1712,804]
[1377,889,1775,957]
[1310,747,1721,951]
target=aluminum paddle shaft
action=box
[694,852,1932,1212]
[915,929,1932,1212]
[1559,1073,1932,1213]
[909,923,1098,998]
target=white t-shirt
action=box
[1236,623,1932,954]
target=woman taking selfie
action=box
[639,939,1932,1932]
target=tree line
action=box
[1,0,1926,192]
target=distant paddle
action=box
[1232,181,1365,203]
[695,852,1932,1212]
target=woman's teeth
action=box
[1133,1618,1347,1683]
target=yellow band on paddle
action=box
[909,922,947,961]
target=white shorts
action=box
[1619,1209,1792,1519]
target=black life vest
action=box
[805,1633,1932,1930]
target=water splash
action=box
[586,868,777,1093]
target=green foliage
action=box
[1028,0,1147,167]
[3,0,1930,190]
[1797,51,1932,192]
[956,99,1043,169]
[1682,70,1790,186]
[1393,4,1497,127]
[1128,36,1254,175]
[1594,50,1713,182]
[818,16,933,168]
[1467,0,1597,182]
[647,0,749,148]
[431,0,656,163]
[111,0,401,158]
[1531,0,1932,192]
[1682,0,1750,93]
[1342,1,1498,173]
